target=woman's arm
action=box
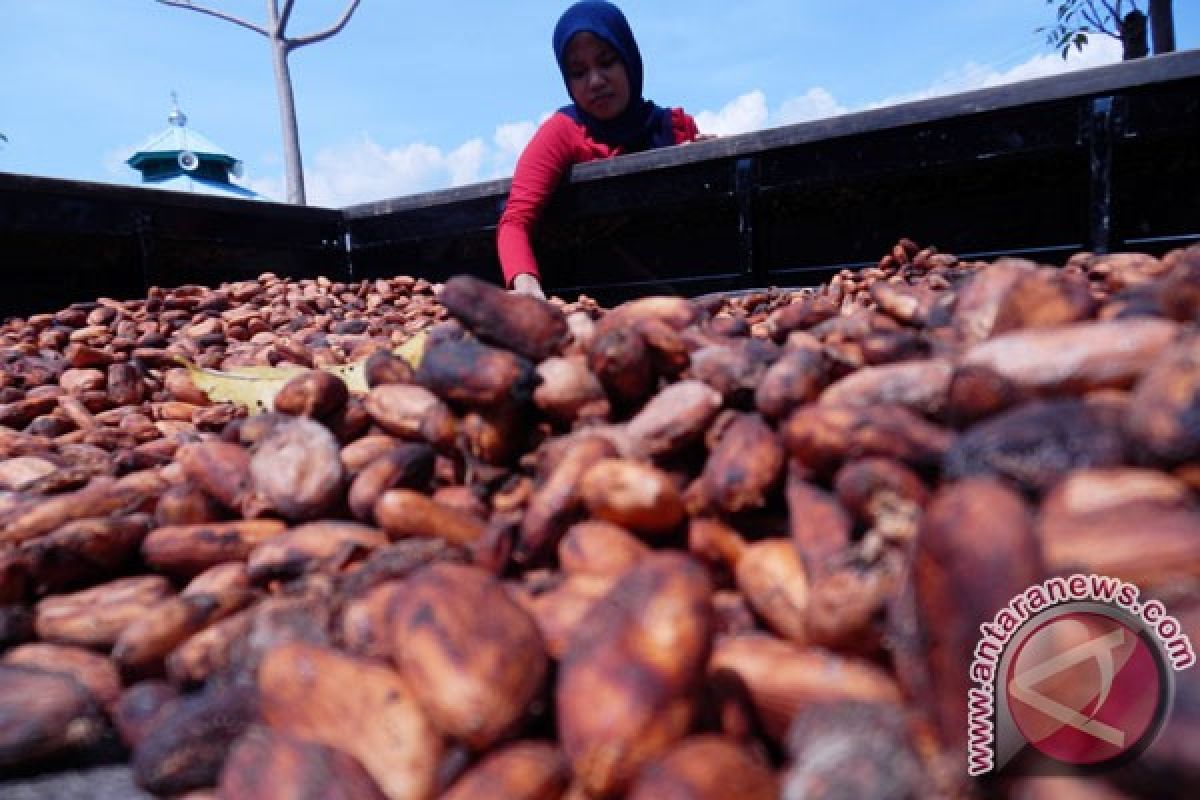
[497,113,582,288]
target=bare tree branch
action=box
[1082,6,1120,36]
[278,0,297,34]
[288,0,362,49]
[155,0,268,37]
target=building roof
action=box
[139,174,263,199]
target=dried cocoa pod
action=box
[627,735,777,800]
[347,444,436,522]
[259,642,442,800]
[1126,335,1200,465]
[107,361,147,407]
[375,489,487,546]
[142,519,287,578]
[337,538,469,598]
[696,413,783,515]
[943,399,1127,494]
[736,539,809,644]
[519,434,618,563]
[339,580,405,660]
[131,685,257,796]
[754,347,828,421]
[440,740,569,800]
[247,521,388,582]
[440,275,568,362]
[365,348,415,388]
[363,385,449,439]
[870,282,940,326]
[35,574,173,648]
[860,328,932,365]
[587,324,655,410]
[833,457,928,538]
[636,316,692,379]
[273,369,349,419]
[176,440,257,515]
[580,458,685,537]
[533,356,607,426]
[785,467,851,577]
[782,404,953,475]
[184,562,251,596]
[418,337,536,410]
[558,520,648,578]
[943,363,1023,427]
[113,588,252,675]
[686,517,747,578]
[156,483,224,526]
[910,478,1043,752]
[250,416,345,521]
[952,258,1036,345]
[1042,467,1193,518]
[962,318,1178,395]
[392,564,547,749]
[113,680,179,749]
[219,725,387,800]
[764,295,838,341]
[804,566,893,655]
[341,434,404,474]
[523,574,613,660]
[3,642,122,711]
[688,340,778,405]
[708,634,902,743]
[0,454,58,490]
[0,474,149,546]
[990,269,1095,333]
[166,607,258,686]
[461,404,525,466]
[782,701,928,800]
[624,380,723,460]
[557,553,713,796]
[819,358,953,418]
[18,512,151,593]
[0,664,106,768]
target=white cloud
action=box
[694,90,769,136]
[774,88,848,126]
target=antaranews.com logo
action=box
[967,573,1196,776]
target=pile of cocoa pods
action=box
[2,239,1199,799]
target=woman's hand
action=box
[511,273,547,300]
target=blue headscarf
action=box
[552,1,674,152]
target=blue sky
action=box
[2,1,1197,206]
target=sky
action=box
[2,1,1198,207]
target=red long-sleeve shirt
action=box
[496,108,700,287]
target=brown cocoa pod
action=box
[782,404,954,475]
[764,295,838,341]
[627,735,777,800]
[163,368,212,405]
[961,318,1178,394]
[636,316,691,378]
[1126,335,1200,465]
[0,664,106,768]
[142,519,287,578]
[113,589,252,675]
[944,363,1023,427]
[363,384,454,442]
[365,348,415,387]
[156,483,224,526]
[35,574,173,648]
[131,685,257,796]
[686,517,747,578]
[113,680,179,749]
[736,539,809,644]
[559,520,648,578]
[341,433,404,474]
[440,740,569,800]
[375,489,487,546]
[520,433,618,563]
[952,258,1036,345]
[587,324,655,411]
[3,642,122,712]
[943,399,1127,494]
[860,329,932,365]
[18,512,152,593]
[462,404,525,465]
[176,440,257,515]
[819,357,953,417]
[338,538,469,598]
[833,457,928,538]
[782,701,928,800]
[991,269,1095,333]
[219,725,387,800]
[440,274,569,362]
[624,380,723,460]
[870,281,940,326]
[523,574,613,660]
[347,444,436,522]
[392,564,547,749]
[273,369,349,419]
[166,607,258,686]
[696,412,784,515]
[557,553,713,796]
[418,337,536,410]
[580,458,685,537]
[910,478,1043,752]
[0,454,58,490]
[184,562,251,596]
[533,355,608,426]
[709,634,902,743]
[805,566,893,655]
[339,580,405,660]
[259,642,442,800]
[250,416,345,521]
[754,347,828,421]
[106,361,147,407]
[0,474,151,546]
[785,466,851,576]
[247,521,388,582]
[687,340,778,405]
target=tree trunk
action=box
[1120,10,1149,60]
[1149,0,1176,54]
[270,38,306,205]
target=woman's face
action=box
[564,32,630,121]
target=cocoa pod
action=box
[166,606,258,686]
[142,519,287,578]
[156,483,224,526]
[341,433,405,474]
[1126,335,1200,465]
[627,735,777,800]
[3,642,122,712]
[107,362,147,407]
[184,561,251,596]
[131,685,257,796]
[113,588,252,675]
[533,356,608,426]
[819,357,953,417]
[0,474,150,546]
[0,454,58,490]
[709,634,902,743]
[18,512,151,593]
[247,521,388,582]
[176,440,257,515]
[346,445,435,523]
[259,641,442,800]
[340,580,405,660]
[250,416,345,521]
[952,258,1036,345]
[587,325,655,411]
[363,384,456,444]
[365,349,415,387]
[785,467,851,577]
[0,664,106,768]
[219,725,387,800]
[440,274,568,362]
[695,412,783,514]
[580,458,685,537]
[113,680,179,749]
[35,574,173,648]
[782,404,954,475]
[440,740,569,800]
[375,489,487,546]
[520,434,618,563]
[735,539,809,644]
[392,564,547,749]
[990,269,1095,333]
[754,347,828,421]
[557,553,713,796]
[688,340,778,405]
[625,380,723,460]
[558,520,648,579]
[273,368,349,419]
[523,574,613,660]
[418,337,536,410]
[833,457,928,539]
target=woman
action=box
[497,1,705,298]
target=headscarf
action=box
[552,1,674,152]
